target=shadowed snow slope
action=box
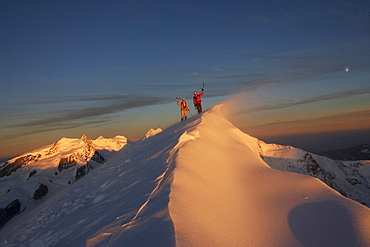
[1,105,370,246]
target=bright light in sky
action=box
[1,0,370,160]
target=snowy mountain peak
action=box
[143,128,163,140]
[80,134,88,140]
[92,135,128,151]
[79,134,92,146]
[46,138,61,156]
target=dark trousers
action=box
[194,103,202,114]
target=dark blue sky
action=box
[1,0,370,159]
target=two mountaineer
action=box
[176,87,204,121]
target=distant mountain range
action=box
[0,132,152,229]
[0,128,165,229]
[317,144,370,161]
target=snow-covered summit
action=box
[143,127,163,140]
[93,135,128,151]
[1,105,369,246]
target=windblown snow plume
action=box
[0,105,369,246]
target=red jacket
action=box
[193,90,204,105]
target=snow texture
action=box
[0,105,369,247]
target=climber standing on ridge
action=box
[193,87,204,114]
[176,97,190,121]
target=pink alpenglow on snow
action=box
[1,105,369,246]
[143,128,163,140]
[169,105,370,246]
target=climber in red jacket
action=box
[193,88,204,114]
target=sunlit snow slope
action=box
[0,135,128,221]
[1,105,369,247]
[169,105,370,246]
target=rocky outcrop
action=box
[27,170,37,180]
[75,164,93,180]
[0,199,21,229]
[90,150,106,164]
[58,150,104,175]
[0,154,41,178]
[58,155,78,172]
[33,183,48,200]
[298,153,325,176]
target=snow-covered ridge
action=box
[1,105,369,246]
[143,128,163,140]
[168,106,370,246]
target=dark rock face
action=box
[298,153,325,177]
[27,170,38,180]
[0,154,41,178]
[58,151,105,173]
[0,199,21,229]
[58,151,105,180]
[33,183,49,200]
[296,153,348,196]
[58,155,78,172]
[91,151,106,164]
[75,164,93,180]
[0,162,21,178]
